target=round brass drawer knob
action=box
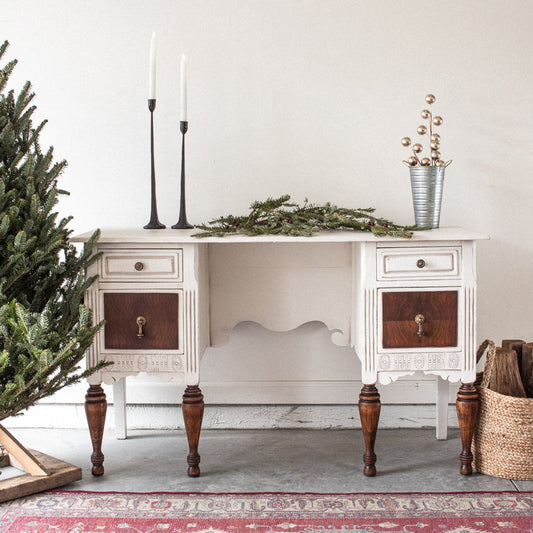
[416,259,426,269]
[134,261,144,271]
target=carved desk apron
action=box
[73,227,488,478]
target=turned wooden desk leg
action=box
[182,385,204,477]
[456,382,479,475]
[358,384,381,477]
[85,384,107,476]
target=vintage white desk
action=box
[73,227,487,478]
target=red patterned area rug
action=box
[0,490,532,532]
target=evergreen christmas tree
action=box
[0,40,105,422]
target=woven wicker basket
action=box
[473,340,533,480]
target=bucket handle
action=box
[477,339,497,389]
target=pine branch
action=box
[193,195,414,239]
[0,43,16,94]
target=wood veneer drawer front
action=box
[100,250,182,281]
[104,293,180,350]
[377,247,460,279]
[381,290,458,349]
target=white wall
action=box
[2,1,533,422]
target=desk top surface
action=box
[73,227,489,244]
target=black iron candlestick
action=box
[144,99,165,229]
[172,120,193,229]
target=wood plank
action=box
[0,425,50,476]
[490,348,527,397]
[0,450,81,503]
[502,339,525,368]
[521,343,533,398]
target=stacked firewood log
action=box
[482,339,533,398]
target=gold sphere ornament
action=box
[401,94,451,169]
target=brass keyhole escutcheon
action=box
[414,314,425,337]
[417,259,426,269]
[136,316,146,337]
[135,261,144,271]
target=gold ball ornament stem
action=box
[402,94,450,167]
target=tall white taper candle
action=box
[148,32,156,99]
[180,54,187,121]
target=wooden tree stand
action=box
[0,424,81,503]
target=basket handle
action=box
[477,339,496,388]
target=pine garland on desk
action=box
[193,195,414,238]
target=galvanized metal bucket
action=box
[410,166,445,228]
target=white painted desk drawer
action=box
[377,247,460,280]
[100,250,183,281]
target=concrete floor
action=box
[3,427,532,493]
